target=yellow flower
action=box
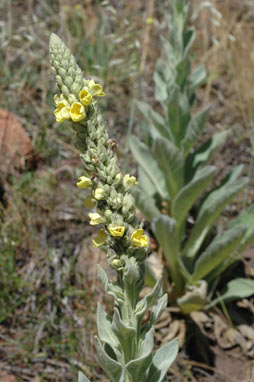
[79,88,93,106]
[70,102,86,122]
[54,100,71,123]
[123,174,138,190]
[93,229,107,247]
[115,173,122,181]
[77,176,92,189]
[88,79,105,97]
[94,188,104,200]
[131,229,148,248]
[109,226,125,237]
[146,17,155,25]
[84,195,96,208]
[54,94,62,106]
[89,212,105,225]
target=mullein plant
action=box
[49,33,178,382]
[129,0,254,313]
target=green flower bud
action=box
[49,33,83,99]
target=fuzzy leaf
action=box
[97,265,124,302]
[177,280,208,314]
[147,339,178,382]
[129,136,169,200]
[138,166,157,197]
[182,106,210,157]
[191,225,247,282]
[152,137,184,199]
[186,131,228,181]
[172,165,215,228]
[152,216,185,291]
[136,101,170,140]
[132,187,161,223]
[150,294,168,326]
[183,177,249,259]
[189,65,206,92]
[126,327,154,380]
[94,336,123,382]
[78,371,90,382]
[97,303,119,350]
[228,205,254,251]
[206,278,254,309]
[183,27,195,57]
[112,308,136,362]
[166,88,190,145]
[154,71,169,104]
[135,278,162,320]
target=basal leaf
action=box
[189,65,206,92]
[138,166,157,197]
[136,101,170,140]
[129,136,169,200]
[132,187,161,223]
[152,136,184,200]
[205,278,254,309]
[166,88,190,146]
[182,106,210,157]
[177,280,208,314]
[185,131,228,182]
[183,177,248,259]
[228,205,254,251]
[172,165,215,228]
[154,71,168,104]
[191,225,247,282]
[183,27,195,57]
[152,215,186,292]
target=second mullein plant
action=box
[49,34,178,382]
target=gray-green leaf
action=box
[94,336,123,382]
[97,302,119,350]
[112,308,136,362]
[147,338,178,382]
[126,327,154,381]
[172,165,215,229]
[136,101,170,140]
[152,215,186,292]
[183,177,249,259]
[182,106,210,157]
[129,136,169,200]
[152,137,184,200]
[191,225,247,282]
[78,371,90,382]
[206,278,254,309]
[132,187,161,223]
[189,65,206,92]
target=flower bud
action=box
[123,174,138,190]
[94,188,105,200]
